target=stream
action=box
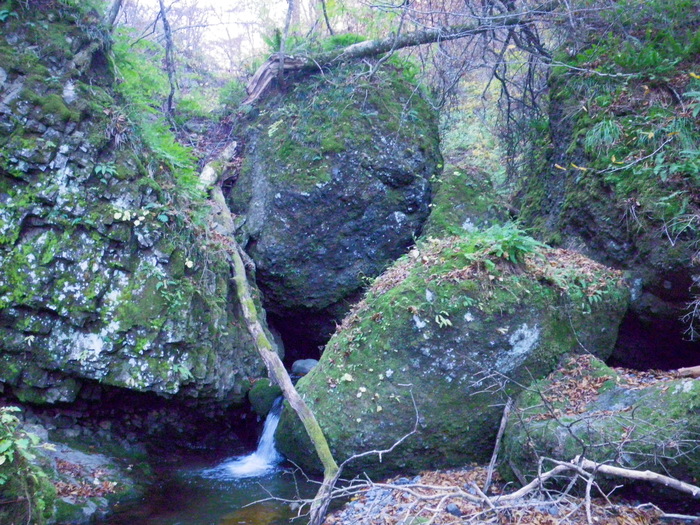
[98,399,318,525]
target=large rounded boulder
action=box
[0,10,266,404]
[228,64,441,354]
[275,225,629,477]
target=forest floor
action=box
[323,464,689,525]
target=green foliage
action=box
[686,90,700,118]
[94,163,118,177]
[219,79,247,110]
[0,407,55,525]
[261,28,308,54]
[320,33,366,51]
[111,28,202,201]
[0,8,18,22]
[461,223,546,265]
[584,119,621,154]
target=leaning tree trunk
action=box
[243,0,558,104]
[198,145,340,525]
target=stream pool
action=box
[98,401,318,525]
[99,459,318,525]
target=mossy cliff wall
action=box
[516,1,700,356]
[0,3,265,404]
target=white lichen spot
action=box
[461,217,477,232]
[496,323,540,372]
[413,315,427,330]
[464,312,474,322]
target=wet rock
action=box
[446,503,462,516]
[248,379,282,417]
[291,359,318,377]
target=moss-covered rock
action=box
[0,3,266,403]
[229,64,441,351]
[275,226,629,477]
[516,2,700,357]
[248,378,282,417]
[501,354,700,491]
[422,163,505,238]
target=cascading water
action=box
[98,397,314,524]
[218,397,285,478]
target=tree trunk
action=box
[243,0,557,104]
[158,0,177,114]
[198,146,340,525]
[102,0,123,32]
[678,365,700,378]
[319,0,334,36]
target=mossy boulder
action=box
[229,64,441,351]
[0,5,266,403]
[248,378,282,417]
[275,227,629,477]
[516,3,700,362]
[501,355,700,491]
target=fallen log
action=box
[243,1,558,104]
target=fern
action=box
[584,119,622,154]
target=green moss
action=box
[239,62,439,191]
[503,356,700,485]
[39,94,81,122]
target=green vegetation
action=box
[111,29,202,200]
[238,62,439,191]
[0,407,55,525]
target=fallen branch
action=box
[576,456,700,498]
[242,1,559,104]
[678,365,700,378]
[483,397,512,494]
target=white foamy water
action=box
[218,397,285,478]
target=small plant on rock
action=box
[0,407,55,524]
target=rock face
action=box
[228,65,441,356]
[276,227,629,477]
[516,8,700,367]
[0,6,265,403]
[502,354,700,490]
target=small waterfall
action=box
[223,397,284,478]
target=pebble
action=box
[446,503,462,516]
